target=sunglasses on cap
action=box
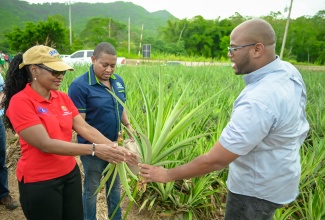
[35,64,66,77]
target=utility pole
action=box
[280,0,293,59]
[138,24,144,60]
[66,1,73,46]
[69,3,72,46]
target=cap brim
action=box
[19,63,25,69]
[44,61,74,71]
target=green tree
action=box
[141,36,186,56]
[285,13,325,64]
[182,16,214,57]
[158,18,189,54]
[308,11,325,64]
[159,16,235,59]
[4,16,69,53]
[79,17,127,49]
[159,18,186,44]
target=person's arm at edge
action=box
[139,141,239,183]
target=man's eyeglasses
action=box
[35,64,66,77]
[227,43,256,55]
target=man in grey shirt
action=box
[138,18,309,220]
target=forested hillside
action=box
[1,0,175,40]
[1,0,325,64]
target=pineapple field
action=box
[1,62,325,220]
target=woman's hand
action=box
[94,143,124,164]
[119,146,139,166]
[95,143,138,165]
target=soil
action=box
[0,131,158,220]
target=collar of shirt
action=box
[243,56,281,85]
[24,83,58,102]
[87,65,116,86]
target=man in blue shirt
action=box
[68,42,134,220]
[0,74,19,210]
[138,18,310,220]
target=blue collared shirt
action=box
[219,57,309,204]
[68,66,126,142]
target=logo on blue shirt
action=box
[116,82,124,89]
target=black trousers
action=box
[225,190,283,220]
[18,164,83,220]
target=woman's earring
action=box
[34,78,37,81]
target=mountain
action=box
[0,0,176,41]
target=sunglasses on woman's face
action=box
[35,64,66,77]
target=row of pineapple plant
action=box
[61,63,325,219]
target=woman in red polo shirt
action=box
[1,45,138,220]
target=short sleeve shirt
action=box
[219,57,309,204]
[6,84,79,183]
[68,66,126,143]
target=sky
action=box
[23,0,324,20]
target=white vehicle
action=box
[62,50,126,67]
[60,54,70,58]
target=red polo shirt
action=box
[7,84,79,183]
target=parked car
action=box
[62,50,126,67]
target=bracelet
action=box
[124,123,131,127]
[92,143,97,156]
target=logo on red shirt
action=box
[61,105,72,116]
[37,106,49,114]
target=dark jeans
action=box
[18,164,83,220]
[0,116,9,199]
[81,155,121,220]
[225,190,283,220]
